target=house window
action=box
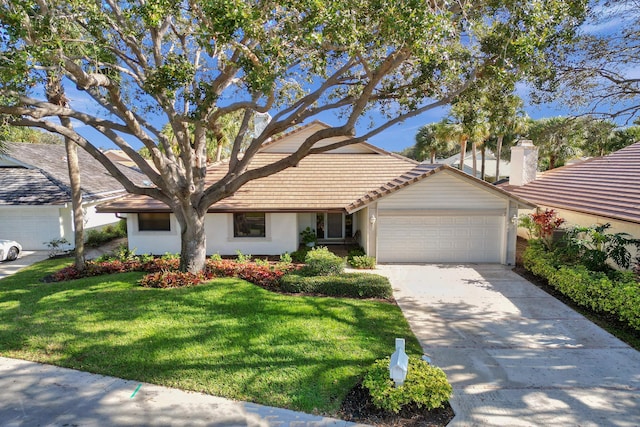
[234,213,266,237]
[138,213,171,231]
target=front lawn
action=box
[0,258,421,415]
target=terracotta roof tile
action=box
[500,141,640,224]
[99,151,418,213]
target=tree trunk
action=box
[459,138,467,171]
[175,206,207,273]
[430,149,436,164]
[472,141,478,177]
[495,134,504,180]
[481,145,486,181]
[62,117,86,270]
[549,155,556,170]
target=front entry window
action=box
[315,213,353,240]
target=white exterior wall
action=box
[127,212,299,255]
[84,202,122,230]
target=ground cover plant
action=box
[0,258,422,415]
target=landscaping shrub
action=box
[519,209,565,249]
[304,246,345,276]
[523,242,640,331]
[279,272,392,299]
[290,247,310,263]
[349,255,376,269]
[85,220,127,247]
[139,270,205,288]
[362,356,452,413]
[206,259,292,289]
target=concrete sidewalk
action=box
[0,357,362,427]
[377,264,640,427]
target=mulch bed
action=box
[338,382,454,427]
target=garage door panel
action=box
[0,209,61,250]
[377,215,503,263]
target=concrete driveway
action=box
[376,264,640,427]
[0,251,49,280]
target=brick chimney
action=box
[509,140,538,186]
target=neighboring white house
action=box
[98,121,534,265]
[436,149,511,182]
[500,140,640,254]
[0,142,146,250]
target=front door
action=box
[316,213,353,240]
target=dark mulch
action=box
[339,382,454,427]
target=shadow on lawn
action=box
[0,260,414,413]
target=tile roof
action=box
[99,151,419,213]
[0,168,69,205]
[499,141,640,224]
[0,142,147,205]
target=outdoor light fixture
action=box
[389,338,409,387]
[369,214,376,226]
[511,214,519,226]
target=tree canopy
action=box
[0,0,588,272]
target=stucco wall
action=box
[127,212,298,256]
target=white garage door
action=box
[0,209,62,250]
[377,215,503,263]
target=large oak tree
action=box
[0,0,586,272]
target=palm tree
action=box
[435,119,468,171]
[414,123,454,163]
[527,117,584,170]
[487,93,528,180]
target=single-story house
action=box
[98,121,534,265]
[0,142,146,250]
[499,140,640,244]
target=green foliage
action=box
[209,253,223,262]
[349,255,377,269]
[562,224,640,271]
[279,272,392,299]
[304,246,345,276]
[523,243,640,331]
[291,247,310,263]
[44,238,71,258]
[363,356,452,413]
[235,250,252,264]
[299,227,317,245]
[85,220,127,247]
[279,252,292,264]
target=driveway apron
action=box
[377,264,640,427]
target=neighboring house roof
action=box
[436,149,511,179]
[0,142,146,205]
[500,141,640,224]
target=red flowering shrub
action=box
[206,259,294,290]
[51,266,83,282]
[141,258,180,273]
[139,271,204,288]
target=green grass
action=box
[0,258,421,415]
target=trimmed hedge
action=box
[279,272,392,299]
[363,356,452,413]
[523,241,640,331]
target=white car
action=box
[0,240,22,262]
